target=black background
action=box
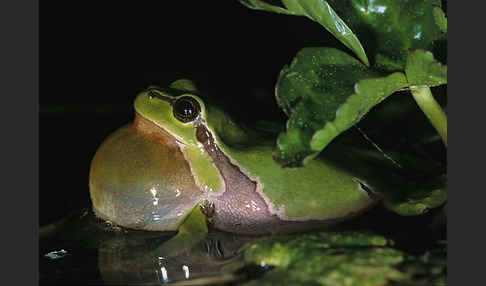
[40,1,344,225]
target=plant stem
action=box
[410,86,447,147]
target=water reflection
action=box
[40,208,259,285]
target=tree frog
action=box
[89,79,380,234]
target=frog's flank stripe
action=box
[195,123,283,234]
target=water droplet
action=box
[182,265,190,279]
[161,266,168,282]
[152,214,161,221]
[44,249,69,260]
[150,187,157,197]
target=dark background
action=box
[40,1,346,225]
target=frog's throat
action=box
[134,112,182,148]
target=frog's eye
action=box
[172,96,201,123]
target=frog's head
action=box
[90,79,254,232]
[135,79,251,150]
[90,80,219,232]
[134,79,207,148]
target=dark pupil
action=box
[173,97,200,123]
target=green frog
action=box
[89,79,380,234]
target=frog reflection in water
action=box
[89,79,380,235]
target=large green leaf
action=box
[243,231,405,286]
[274,47,407,167]
[240,231,446,286]
[406,49,447,87]
[326,0,445,71]
[239,0,369,66]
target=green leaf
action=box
[242,231,407,286]
[274,47,407,167]
[383,174,447,216]
[433,5,447,34]
[405,49,447,87]
[401,241,447,285]
[326,0,445,70]
[240,0,369,66]
[239,0,296,15]
[239,230,446,286]
[384,188,447,216]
